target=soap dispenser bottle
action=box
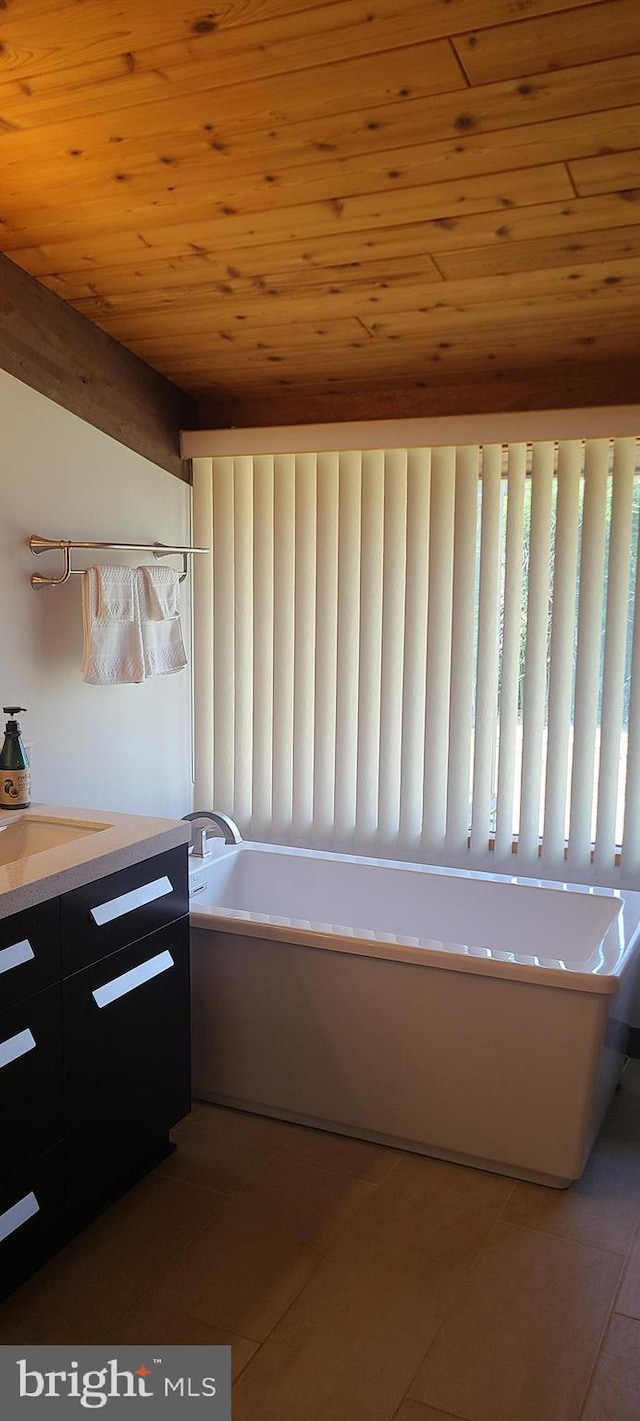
[0,707,31,809]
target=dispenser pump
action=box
[0,707,31,810]
[3,707,27,733]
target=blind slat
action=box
[251,455,274,838]
[192,457,214,807]
[446,445,480,853]
[292,453,317,839]
[232,457,253,825]
[518,442,555,864]
[541,441,582,866]
[470,445,502,857]
[355,451,385,845]
[494,444,527,861]
[272,455,296,837]
[212,457,235,812]
[334,451,362,844]
[421,446,455,853]
[378,450,408,847]
[594,437,636,870]
[621,506,640,876]
[398,448,431,855]
[567,439,610,872]
[312,453,339,844]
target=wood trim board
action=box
[0,251,195,482]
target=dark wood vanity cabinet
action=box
[0,984,63,1185]
[60,846,188,976]
[0,898,60,1011]
[0,1147,65,1299]
[64,918,190,1226]
[0,843,190,1299]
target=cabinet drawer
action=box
[61,845,188,976]
[0,898,60,1012]
[0,984,63,1187]
[0,1145,64,1301]
[64,917,190,1222]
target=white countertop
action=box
[0,804,190,920]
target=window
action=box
[193,436,640,881]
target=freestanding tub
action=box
[189,841,640,1187]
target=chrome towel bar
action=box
[29,535,209,588]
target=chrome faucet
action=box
[182,810,243,856]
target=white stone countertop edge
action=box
[0,804,190,921]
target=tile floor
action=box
[1,1063,640,1420]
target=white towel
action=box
[137,566,187,677]
[95,564,136,621]
[81,566,145,685]
[140,563,180,621]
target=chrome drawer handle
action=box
[0,939,35,976]
[0,1190,40,1243]
[90,876,173,927]
[0,1027,36,1070]
[92,949,174,1008]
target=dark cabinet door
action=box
[0,898,60,1012]
[63,917,190,1223]
[0,1146,64,1301]
[60,846,188,976]
[0,984,63,1186]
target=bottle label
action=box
[0,769,30,808]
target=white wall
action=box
[0,369,193,819]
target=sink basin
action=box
[0,816,109,867]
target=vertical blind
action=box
[193,436,640,878]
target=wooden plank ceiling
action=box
[1,0,639,426]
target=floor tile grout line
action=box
[231,1338,262,1384]
[400,1263,477,1411]
[166,1152,386,1195]
[270,1151,399,1186]
[166,1136,306,1201]
[187,1101,405,1185]
[274,1125,402,1166]
[125,1138,388,1358]
[611,1212,640,1317]
[227,1147,387,1198]
[100,1198,255,1342]
[485,1213,638,1259]
[396,1202,534,1395]
[391,1391,468,1421]
[269,1130,405,1184]
[157,1168,236,1201]
[574,1288,626,1421]
[232,1164,402,1375]
[496,1177,516,1220]
[401,1206,631,1412]
[0,1175,233,1348]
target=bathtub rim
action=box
[189,841,640,997]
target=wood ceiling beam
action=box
[0,250,195,480]
[198,358,640,429]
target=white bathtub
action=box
[189,841,640,1187]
